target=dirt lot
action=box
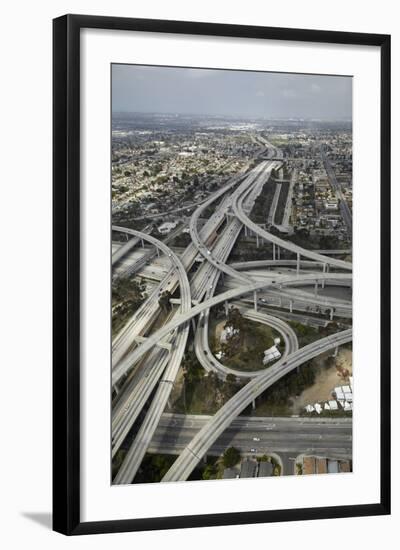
[291,349,352,413]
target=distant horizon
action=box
[112,110,352,123]
[112,64,352,120]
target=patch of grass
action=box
[212,317,281,372]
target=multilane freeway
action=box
[111,139,353,484]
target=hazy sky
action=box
[112,64,352,120]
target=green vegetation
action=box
[168,232,192,248]
[287,321,320,347]
[188,456,222,481]
[244,359,319,417]
[257,454,271,462]
[202,462,219,480]
[211,308,280,372]
[112,277,147,336]
[296,463,303,475]
[229,238,273,262]
[171,352,243,415]
[274,466,281,476]
[250,177,277,224]
[132,454,177,484]
[288,321,343,347]
[274,180,290,224]
[222,447,241,468]
[257,454,281,475]
[278,228,348,253]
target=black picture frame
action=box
[53,14,391,536]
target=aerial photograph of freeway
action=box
[111,64,353,484]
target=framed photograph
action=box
[53,14,391,535]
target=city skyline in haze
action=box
[112,64,352,120]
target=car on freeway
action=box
[253,437,260,442]
[250,448,257,453]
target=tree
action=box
[202,463,217,480]
[225,373,237,385]
[258,454,271,463]
[222,447,240,468]
[225,307,245,344]
[223,373,239,399]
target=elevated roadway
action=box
[161,328,352,482]
[232,180,352,271]
[112,272,351,386]
[195,307,298,380]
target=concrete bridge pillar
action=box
[156,247,160,257]
[296,253,300,276]
[253,291,258,311]
[244,225,248,237]
[252,399,256,410]
[333,346,338,357]
[330,308,334,321]
[273,243,276,261]
[256,234,259,248]
[314,281,318,297]
[224,300,229,316]
[141,239,145,248]
[191,318,197,332]
[289,299,293,313]
[277,246,281,260]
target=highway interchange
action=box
[111,139,353,484]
